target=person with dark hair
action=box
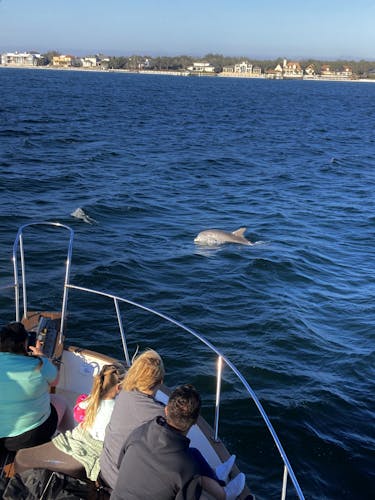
[165,384,201,432]
[111,385,245,500]
[0,321,67,451]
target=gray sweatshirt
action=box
[100,389,164,489]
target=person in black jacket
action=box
[111,384,245,500]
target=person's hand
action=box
[29,339,44,356]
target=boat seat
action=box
[14,442,86,480]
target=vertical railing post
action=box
[19,234,28,320]
[281,464,288,500]
[114,297,130,366]
[59,227,74,345]
[213,355,223,441]
[13,253,20,323]
[12,230,28,321]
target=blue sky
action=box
[0,0,374,60]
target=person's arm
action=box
[30,338,60,385]
[43,358,59,387]
[48,369,60,387]
[29,345,59,386]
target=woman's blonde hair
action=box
[82,363,125,431]
[122,349,165,393]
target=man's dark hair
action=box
[167,384,201,432]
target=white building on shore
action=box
[187,62,215,73]
[1,52,41,66]
[220,60,264,78]
[81,56,100,68]
[234,61,253,73]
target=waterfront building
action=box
[1,51,41,66]
[81,56,99,68]
[320,64,335,77]
[222,65,234,73]
[340,65,353,78]
[220,61,263,78]
[282,59,303,78]
[234,61,253,73]
[304,64,316,76]
[187,62,215,73]
[266,63,283,79]
[320,64,354,80]
[52,54,76,67]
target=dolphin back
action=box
[71,207,96,224]
[194,227,252,246]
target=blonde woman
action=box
[15,363,125,481]
[100,349,165,490]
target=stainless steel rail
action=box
[66,283,305,500]
[12,221,74,347]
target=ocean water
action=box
[0,68,374,499]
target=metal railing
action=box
[12,221,74,348]
[65,283,305,500]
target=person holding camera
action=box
[0,321,71,452]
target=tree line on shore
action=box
[38,51,375,77]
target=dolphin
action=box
[194,227,253,246]
[70,207,96,224]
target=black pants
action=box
[1,404,58,452]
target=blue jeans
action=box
[188,447,225,485]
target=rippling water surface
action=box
[0,68,374,499]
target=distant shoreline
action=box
[1,64,374,83]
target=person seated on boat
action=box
[0,321,72,453]
[100,349,166,490]
[14,362,125,481]
[111,384,245,500]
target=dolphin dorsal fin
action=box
[232,227,247,237]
